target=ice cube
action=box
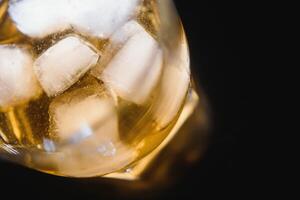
[153,66,190,128]
[50,96,117,145]
[8,0,70,38]
[48,82,135,176]
[0,45,41,108]
[49,80,119,148]
[9,0,141,38]
[152,43,191,127]
[68,0,141,38]
[34,36,99,97]
[94,21,163,105]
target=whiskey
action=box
[0,0,191,177]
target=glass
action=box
[0,0,208,181]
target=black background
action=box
[0,0,242,199]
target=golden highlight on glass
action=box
[0,0,201,178]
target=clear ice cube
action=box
[0,45,40,109]
[153,66,190,127]
[93,21,163,105]
[48,80,135,176]
[9,0,140,38]
[152,43,191,127]
[50,95,118,144]
[34,36,99,97]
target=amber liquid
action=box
[0,0,190,176]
